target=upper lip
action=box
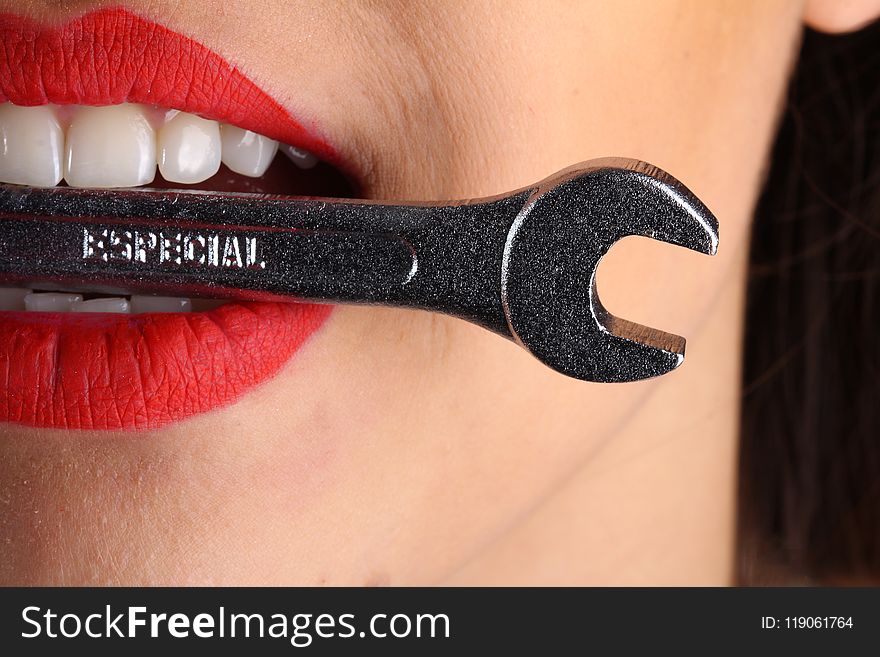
[0,5,344,170]
[0,6,339,431]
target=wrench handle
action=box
[0,185,526,336]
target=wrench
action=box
[0,157,718,382]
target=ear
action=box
[804,0,880,33]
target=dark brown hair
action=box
[738,19,880,584]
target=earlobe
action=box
[804,0,880,33]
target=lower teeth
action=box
[0,288,218,314]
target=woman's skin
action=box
[1,0,878,585]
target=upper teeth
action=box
[65,104,158,188]
[158,111,222,184]
[280,144,318,170]
[221,124,280,177]
[0,102,318,188]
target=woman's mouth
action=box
[0,7,357,431]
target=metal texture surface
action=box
[0,158,718,382]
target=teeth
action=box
[130,295,192,314]
[0,101,321,188]
[65,105,157,188]
[72,297,131,314]
[23,292,83,313]
[0,104,64,187]
[0,289,214,315]
[0,287,30,311]
[159,112,222,184]
[220,124,279,178]
[281,144,319,169]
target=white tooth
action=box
[0,103,64,187]
[158,112,222,184]
[24,292,83,313]
[220,124,278,178]
[130,295,192,314]
[65,104,157,188]
[0,287,31,311]
[72,298,131,314]
[281,144,318,169]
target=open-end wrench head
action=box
[501,158,719,383]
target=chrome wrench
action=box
[0,157,718,382]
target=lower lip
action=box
[0,302,331,431]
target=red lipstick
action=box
[0,6,335,161]
[0,7,337,431]
[0,304,331,431]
